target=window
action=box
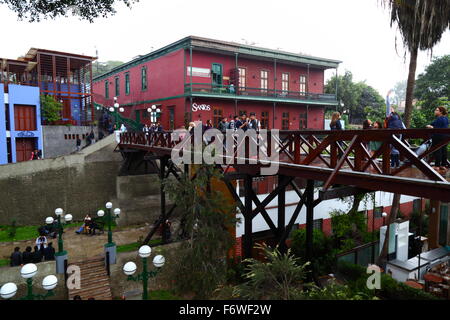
[313,219,323,231]
[14,105,37,131]
[299,75,307,95]
[282,73,289,92]
[141,67,147,91]
[238,67,246,90]
[143,110,149,118]
[374,207,383,218]
[282,112,289,130]
[260,70,268,93]
[213,108,223,128]
[105,80,109,99]
[299,112,307,129]
[125,73,130,95]
[261,111,269,129]
[115,77,120,97]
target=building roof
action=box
[93,35,342,82]
[24,48,97,62]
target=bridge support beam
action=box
[306,179,315,280]
[243,175,254,259]
[429,200,441,249]
[277,175,287,253]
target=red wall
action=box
[93,47,328,130]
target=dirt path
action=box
[0,225,155,262]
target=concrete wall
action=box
[0,134,122,226]
[42,125,99,158]
[0,84,6,164]
[0,261,67,300]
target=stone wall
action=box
[0,135,122,226]
[42,125,100,159]
[0,261,67,300]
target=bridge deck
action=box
[118,129,450,201]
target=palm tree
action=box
[384,0,450,128]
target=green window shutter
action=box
[105,81,109,99]
[125,73,130,95]
[115,77,120,97]
[141,67,147,91]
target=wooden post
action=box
[278,175,286,252]
[244,175,253,259]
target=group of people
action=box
[186,113,261,135]
[30,149,42,161]
[329,106,449,172]
[9,242,55,267]
[75,214,102,236]
[142,122,164,135]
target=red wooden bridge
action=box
[116,128,450,259]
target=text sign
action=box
[17,131,35,138]
[192,103,211,112]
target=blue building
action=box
[0,50,96,164]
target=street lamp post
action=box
[98,202,121,265]
[123,245,165,300]
[48,208,73,274]
[147,105,161,124]
[0,264,58,300]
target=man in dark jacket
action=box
[32,246,43,263]
[10,247,22,267]
[43,243,56,261]
[22,246,33,264]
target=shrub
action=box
[291,228,337,276]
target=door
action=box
[212,63,223,88]
[62,99,71,119]
[135,110,141,124]
[16,138,35,162]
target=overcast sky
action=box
[0,0,448,96]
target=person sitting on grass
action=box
[10,247,22,267]
[22,246,33,264]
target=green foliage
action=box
[0,259,9,268]
[164,164,237,299]
[93,60,125,78]
[325,71,385,124]
[147,290,180,300]
[234,244,312,300]
[337,262,440,300]
[291,228,336,276]
[0,225,38,242]
[304,282,374,300]
[40,95,62,123]
[117,239,162,253]
[330,207,369,253]
[0,0,138,22]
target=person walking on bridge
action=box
[426,106,449,174]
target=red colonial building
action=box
[93,36,341,130]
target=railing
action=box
[184,83,337,102]
[337,241,380,267]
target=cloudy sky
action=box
[0,0,448,96]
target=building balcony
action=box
[184,83,338,106]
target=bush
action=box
[291,228,337,276]
[337,262,440,300]
[40,95,62,123]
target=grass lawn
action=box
[117,239,163,253]
[147,290,180,300]
[0,259,9,267]
[0,222,83,243]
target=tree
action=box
[233,243,312,300]
[0,0,138,22]
[40,95,62,123]
[414,55,450,120]
[325,72,386,124]
[93,60,125,78]
[163,164,237,299]
[393,80,408,105]
[383,0,450,128]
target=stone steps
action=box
[68,256,112,300]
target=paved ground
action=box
[0,224,156,262]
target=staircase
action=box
[68,256,113,300]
